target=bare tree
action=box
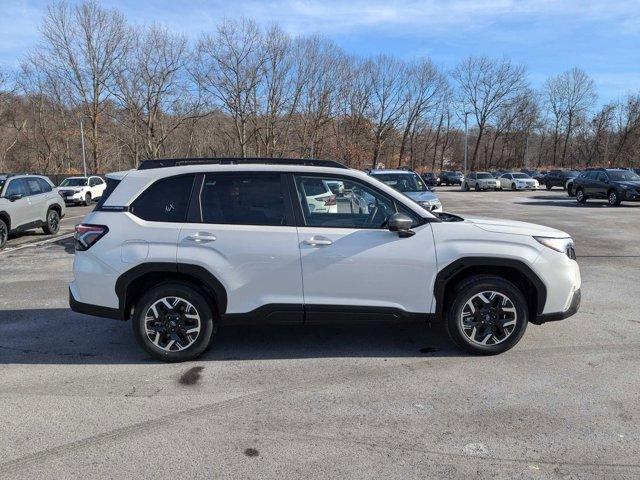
[113,25,200,164]
[366,55,409,168]
[452,56,527,170]
[397,59,447,167]
[38,0,130,172]
[544,68,596,166]
[195,19,265,158]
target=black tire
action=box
[83,193,91,206]
[545,184,552,190]
[0,218,8,250]
[132,282,216,362]
[576,187,587,203]
[444,275,528,355]
[608,189,621,207]
[475,183,480,191]
[511,182,516,190]
[42,208,60,235]
[567,184,575,197]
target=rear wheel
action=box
[576,187,587,203]
[608,189,621,207]
[132,283,216,362]
[545,184,552,190]
[445,275,528,355]
[42,209,60,234]
[0,219,8,250]
[511,182,516,190]
[567,183,575,197]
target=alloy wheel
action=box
[609,191,618,206]
[144,296,202,351]
[48,211,59,232]
[0,222,7,247]
[460,291,518,346]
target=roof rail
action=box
[138,157,348,170]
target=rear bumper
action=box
[534,288,581,324]
[69,287,124,320]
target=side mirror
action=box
[388,213,415,238]
[8,193,23,202]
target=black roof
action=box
[138,157,348,170]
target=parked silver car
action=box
[0,174,66,249]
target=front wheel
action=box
[0,219,8,250]
[567,184,575,197]
[545,184,552,190]
[511,182,516,190]
[445,275,528,355]
[132,283,216,362]
[475,183,481,191]
[608,190,621,207]
[42,209,60,234]
[83,193,91,206]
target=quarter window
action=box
[131,175,194,222]
[199,173,287,226]
[294,175,399,229]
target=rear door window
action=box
[25,178,44,195]
[130,175,195,222]
[199,173,287,226]
[36,178,52,193]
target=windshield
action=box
[608,170,640,181]
[476,173,493,179]
[512,173,531,179]
[372,173,428,192]
[60,178,88,187]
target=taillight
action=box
[74,224,108,251]
[323,195,336,206]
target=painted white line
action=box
[62,214,87,221]
[1,232,75,254]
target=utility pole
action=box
[462,111,471,191]
[79,117,88,177]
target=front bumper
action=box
[534,288,581,324]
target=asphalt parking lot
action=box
[0,189,638,479]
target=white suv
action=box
[70,158,581,362]
[58,176,106,206]
[0,174,66,249]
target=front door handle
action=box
[303,236,333,247]
[186,232,217,243]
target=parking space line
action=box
[1,232,75,254]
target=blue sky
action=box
[1,0,639,104]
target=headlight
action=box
[534,236,575,258]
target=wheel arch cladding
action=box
[433,257,546,323]
[115,262,228,319]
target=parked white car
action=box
[70,158,580,362]
[0,174,66,249]
[464,172,501,191]
[498,172,539,190]
[368,169,443,212]
[58,176,106,206]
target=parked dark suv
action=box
[440,171,463,186]
[422,172,439,188]
[573,168,640,206]
[541,170,580,190]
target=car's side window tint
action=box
[294,175,398,229]
[26,178,43,195]
[4,179,27,197]
[598,174,607,182]
[131,175,194,223]
[199,173,287,226]
[37,178,52,193]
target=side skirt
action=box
[221,304,433,326]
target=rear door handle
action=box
[186,232,217,243]
[303,236,333,247]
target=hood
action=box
[463,216,569,238]
[404,190,439,202]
